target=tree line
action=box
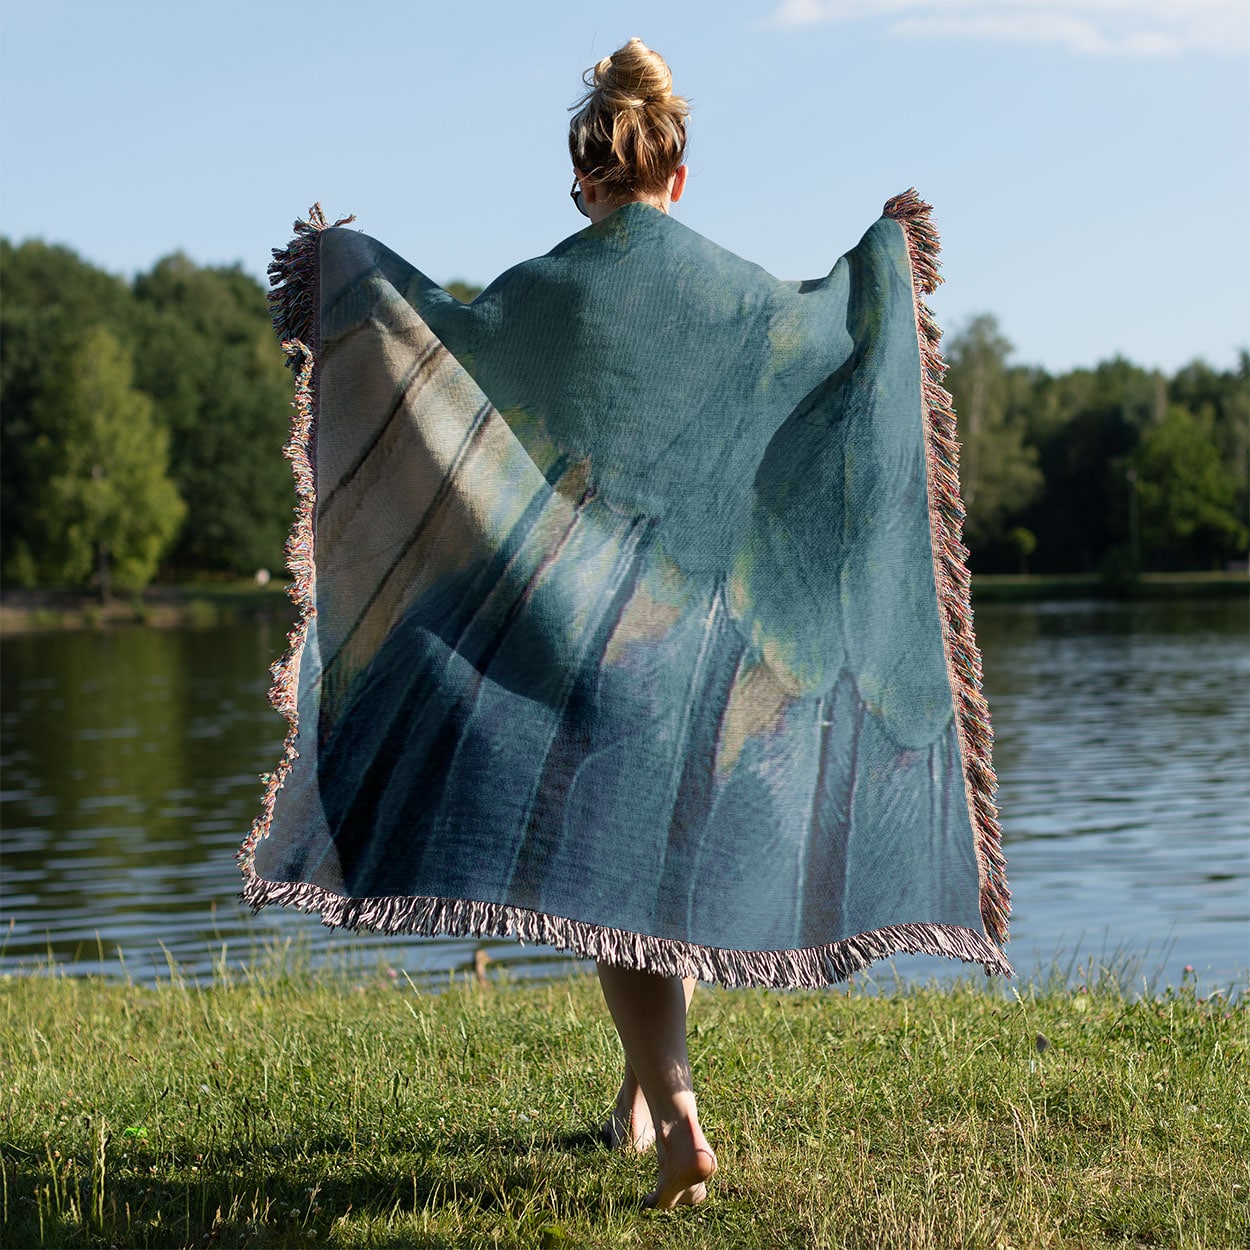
[945,316,1247,576]
[1,238,1246,595]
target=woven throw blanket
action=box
[238,191,1012,987]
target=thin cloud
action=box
[766,0,1250,57]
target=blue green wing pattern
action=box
[240,197,1010,986]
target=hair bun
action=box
[569,38,689,199]
[594,36,673,109]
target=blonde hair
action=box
[568,38,689,200]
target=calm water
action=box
[2,598,1247,993]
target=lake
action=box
[2,597,1247,994]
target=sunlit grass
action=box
[2,953,1245,1249]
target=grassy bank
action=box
[2,571,1245,634]
[2,962,1245,1249]
[0,583,294,634]
[970,570,1248,601]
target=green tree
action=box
[445,280,482,304]
[1131,405,1247,569]
[943,315,1043,560]
[1019,357,1162,573]
[26,328,185,597]
[1,239,139,580]
[1007,526,1037,574]
[131,255,293,574]
[1169,353,1250,538]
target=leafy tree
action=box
[2,242,292,580]
[1131,405,1247,569]
[0,238,134,333]
[1,239,138,580]
[131,255,293,574]
[1169,353,1250,536]
[943,316,1042,561]
[445,280,482,304]
[23,328,185,597]
[1007,526,1037,575]
[1018,357,1162,573]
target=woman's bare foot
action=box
[594,965,711,1207]
[644,1115,717,1209]
[601,1070,655,1151]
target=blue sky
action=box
[1,0,1246,374]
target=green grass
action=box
[2,956,1246,1249]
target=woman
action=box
[569,38,715,1211]
[242,37,1011,1213]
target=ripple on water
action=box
[1,603,1246,991]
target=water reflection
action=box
[977,598,1248,982]
[2,597,1246,992]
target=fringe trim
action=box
[883,188,1011,947]
[239,199,1014,989]
[240,874,1014,988]
[237,205,350,875]
[265,203,355,360]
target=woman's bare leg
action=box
[603,1054,654,1151]
[602,977,696,1151]
[596,963,716,1208]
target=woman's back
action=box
[403,202,854,571]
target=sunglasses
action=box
[570,176,589,218]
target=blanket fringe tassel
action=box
[238,199,1013,989]
[265,202,355,356]
[241,873,1013,987]
[884,189,1011,950]
[236,204,350,878]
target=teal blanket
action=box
[238,192,1012,986]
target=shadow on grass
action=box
[7,1125,636,1249]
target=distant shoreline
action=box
[0,582,294,635]
[1,571,1245,635]
[969,569,1248,602]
